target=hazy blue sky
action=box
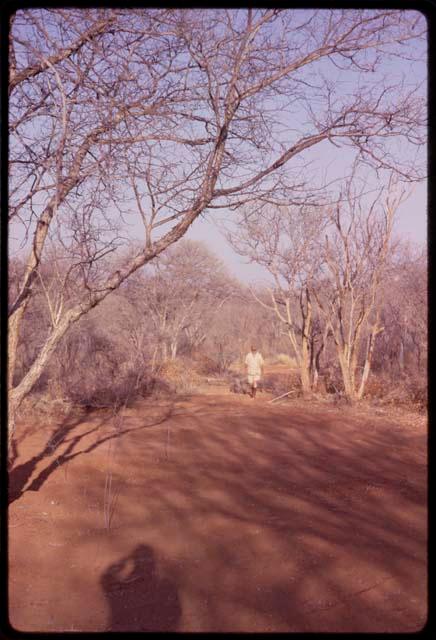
[187,13,428,283]
[9,172,427,285]
[9,8,427,286]
[184,43,428,283]
[185,177,427,284]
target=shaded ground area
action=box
[8,389,427,632]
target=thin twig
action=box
[268,389,298,403]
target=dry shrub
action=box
[63,366,154,409]
[405,377,427,410]
[19,390,73,422]
[21,370,172,419]
[148,377,175,398]
[363,374,392,400]
[229,374,253,395]
[364,372,427,412]
[19,376,74,419]
[158,359,202,393]
[191,353,222,376]
[318,367,344,395]
[262,371,301,396]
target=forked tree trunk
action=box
[357,325,383,399]
[151,345,159,373]
[300,342,311,395]
[312,367,319,390]
[300,366,311,395]
[337,351,357,403]
[311,324,329,390]
[299,286,313,396]
[300,327,312,394]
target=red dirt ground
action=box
[8,387,427,632]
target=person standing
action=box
[245,345,264,398]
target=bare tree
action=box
[375,241,427,378]
[8,8,426,438]
[228,204,328,394]
[313,174,408,402]
[122,240,234,365]
[192,278,285,374]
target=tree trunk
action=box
[312,367,319,390]
[357,334,374,400]
[8,305,25,392]
[299,285,312,395]
[350,351,358,397]
[337,351,357,403]
[8,307,82,440]
[312,324,329,390]
[151,345,159,373]
[300,331,311,395]
[170,340,178,360]
[357,325,382,399]
[161,341,168,361]
[300,360,311,395]
[399,338,405,372]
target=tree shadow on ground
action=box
[108,398,426,631]
[101,543,181,632]
[8,394,427,632]
[8,402,174,504]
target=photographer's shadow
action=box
[101,544,181,632]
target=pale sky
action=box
[9,8,427,285]
[185,178,427,284]
[9,175,427,285]
[185,38,428,283]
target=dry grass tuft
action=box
[269,353,298,368]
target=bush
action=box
[20,391,73,420]
[362,374,392,400]
[228,375,253,395]
[262,371,301,396]
[318,366,344,395]
[65,369,154,408]
[363,372,427,411]
[191,353,223,376]
[21,356,204,418]
[157,359,203,394]
[406,377,427,410]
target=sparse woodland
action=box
[9,230,427,415]
[8,8,427,444]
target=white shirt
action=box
[245,351,264,376]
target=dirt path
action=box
[8,391,427,632]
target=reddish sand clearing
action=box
[8,391,427,632]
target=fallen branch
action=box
[268,389,298,403]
